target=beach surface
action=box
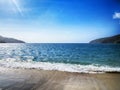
[0,67,120,90]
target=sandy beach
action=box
[0,67,120,90]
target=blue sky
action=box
[0,0,120,43]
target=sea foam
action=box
[0,58,120,74]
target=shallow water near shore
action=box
[0,43,120,73]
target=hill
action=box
[0,35,25,43]
[90,34,120,44]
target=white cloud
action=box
[0,0,24,16]
[113,12,120,19]
[11,0,23,16]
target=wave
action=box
[0,58,120,74]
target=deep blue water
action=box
[0,43,120,73]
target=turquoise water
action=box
[0,43,120,73]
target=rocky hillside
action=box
[0,35,25,43]
[90,34,120,44]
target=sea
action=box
[0,43,120,73]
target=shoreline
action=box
[0,60,120,74]
[0,67,120,90]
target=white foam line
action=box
[0,58,120,74]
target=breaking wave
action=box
[0,58,120,74]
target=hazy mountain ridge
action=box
[0,35,25,43]
[90,34,120,44]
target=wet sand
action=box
[0,67,120,90]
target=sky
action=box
[0,0,120,43]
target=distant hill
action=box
[0,35,25,43]
[90,34,120,44]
